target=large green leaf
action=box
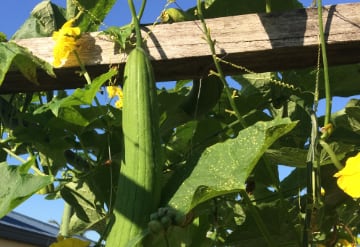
[168,118,297,213]
[282,64,360,98]
[0,42,55,86]
[0,158,53,218]
[12,1,66,39]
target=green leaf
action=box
[58,106,90,127]
[319,141,356,166]
[12,1,66,39]
[0,32,7,42]
[34,69,117,116]
[335,99,360,134]
[280,167,306,198]
[73,0,117,32]
[102,24,133,51]
[283,64,360,98]
[61,182,107,235]
[264,147,308,168]
[168,118,297,213]
[232,72,273,114]
[60,164,118,235]
[0,158,53,218]
[161,8,196,23]
[325,99,360,145]
[0,42,55,86]
[225,200,300,246]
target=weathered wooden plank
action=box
[2,3,360,93]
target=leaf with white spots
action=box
[168,118,297,213]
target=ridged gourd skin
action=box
[105,47,162,247]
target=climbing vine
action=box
[1,0,360,246]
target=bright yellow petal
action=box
[334,152,360,198]
[62,18,76,29]
[117,87,124,99]
[337,239,353,247]
[52,19,81,67]
[337,173,360,198]
[106,86,118,98]
[334,153,360,177]
[115,99,123,109]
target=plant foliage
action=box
[1,0,360,246]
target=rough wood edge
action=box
[2,2,360,93]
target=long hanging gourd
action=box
[105,0,162,246]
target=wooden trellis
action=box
[2,2,360,93]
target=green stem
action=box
[319,140,343,170]
[196,0,247,128]
[73,50,102,107]
[137,0,147,22]
[128,0,144,48]
[73,50,92,85]
[60,202,72,237]
[2,147,26,163]
[239,190,276,247]
[317,0,331,126]
[265,0,272,13]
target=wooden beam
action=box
[3,3,360,93]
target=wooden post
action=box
[2,3,360,93]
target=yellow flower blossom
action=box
[337,238,353,247]
[106,85,123,109]
[106,85,121,98]
[334,152,360,198]
[50,237,89,247]
[115,99,123,109]
[52,18,81,68]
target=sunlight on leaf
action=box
[0,42,55,86]
[169,118,297,213]
[34,69,117,116]
[0,157,53,218]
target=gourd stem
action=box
[317,0,331,126]
[128,0,144,48]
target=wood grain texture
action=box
[2,3,360,93]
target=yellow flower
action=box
[106,85,121,98]
[337,238,353,247]
[115,99,123,109]
[50,237,89,247]
[106,85,123,109]
[52,18,81,68]
[334,152,360,198]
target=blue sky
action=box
[0,0,358,242]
